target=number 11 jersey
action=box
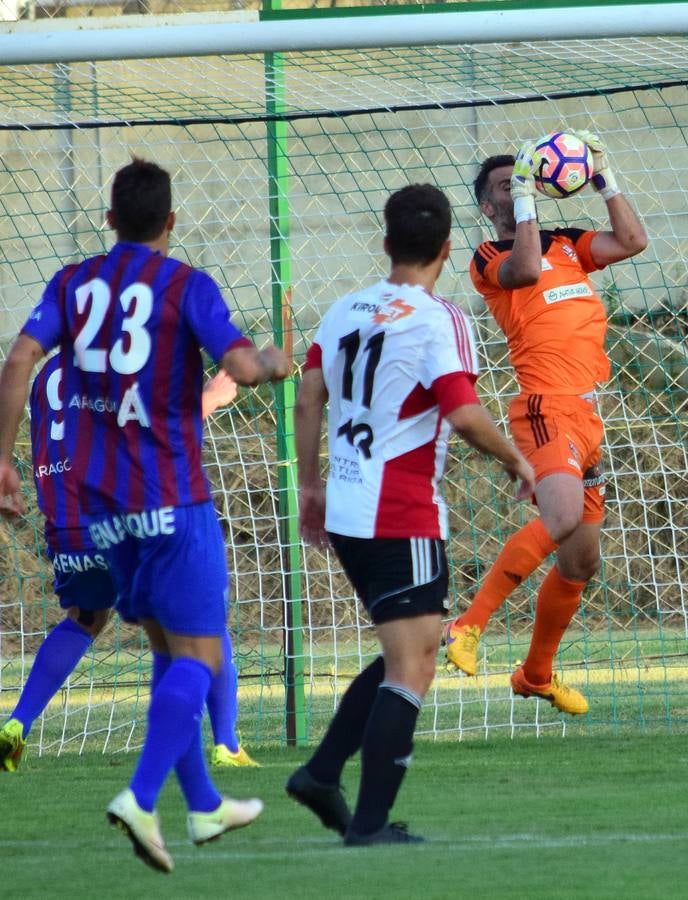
[305,280,481,540]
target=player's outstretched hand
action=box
[501,453,536,502]
[571,129,619,199]
[299,484,329,548]
[202,370,238,417]
[510,141,541,200]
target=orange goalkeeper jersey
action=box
[470,227,610,395]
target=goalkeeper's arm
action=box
[574,129,649,264]
[498,142,543,289]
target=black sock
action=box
[349,683,421,836]
[306,656,385,785]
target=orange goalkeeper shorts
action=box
[508,393,605,524]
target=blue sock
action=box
[175,724,222,813]
[205,631,240,752]
[130,657,216,813]
[12,618,93,737]
[148,651,221,812]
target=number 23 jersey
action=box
[305,280,481,540]
[21,241,250,516]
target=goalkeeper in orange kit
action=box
[446,131,648,713]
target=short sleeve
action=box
[303,342,322,371]
[183,270,253,362]
[553,227,603,273]
[20,268,71,353]
[423,300,480,387]
[471,241,511,289]
[432,372,480,417]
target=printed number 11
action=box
[338,330,385,408]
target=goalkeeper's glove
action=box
[511,141,540,223]
[573,129,620,201]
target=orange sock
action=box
[454,519,557,631]
[522,566,585,685]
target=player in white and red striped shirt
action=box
[287,183,534,846]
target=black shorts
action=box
[328,533,449,625]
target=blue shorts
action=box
[49,547,117,612]
[90,502,228,636]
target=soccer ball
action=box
[533,132,593,198]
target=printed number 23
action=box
[74,277,152,375]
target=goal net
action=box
[0,4,687,755]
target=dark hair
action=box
[384,184,451,266]
[473,154,516,204]
[110,157,172,242]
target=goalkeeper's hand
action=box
[511,141,540,199]
[572,128,620,200]
[510,141,540,222]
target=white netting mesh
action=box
[0,29,687,753]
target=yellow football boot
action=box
[511,667,589,715]
[445,623,481,676]
[0,718,26,772]
[211,744,261,768]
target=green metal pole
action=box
[264,0,306,747]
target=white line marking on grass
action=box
[170,831,688,860]
[3,831,687,861]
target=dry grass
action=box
[1,346,686,651]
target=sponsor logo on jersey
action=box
[351,301,382,315]
[330,454,363,484]
[583,463,605,489]
[69,394,118,414]
[89,506,176,550]
[373,298,416,324]
[35,458,72,479]
[541,258,553,271]
[543,282,593,305]
[562,244,579,263]
[68,382,150,428]
[52,552,108,574]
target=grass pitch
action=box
[2,736,687,900]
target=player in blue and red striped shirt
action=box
[0,158,290,872]
[0,358,258,773]
[21,236,253,517]
[0,354,118,773]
